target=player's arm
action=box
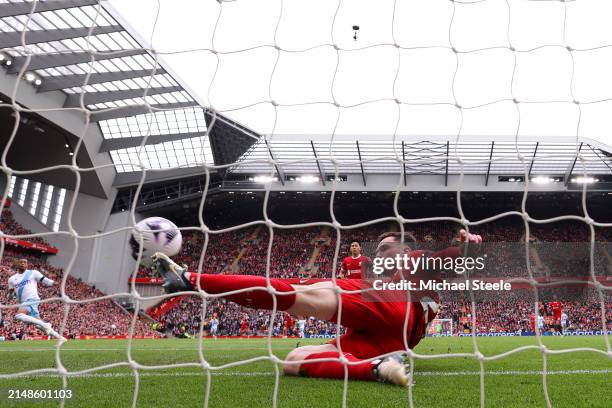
[7,278,15,301]
[411,230,482,278]
[408,229,482,267]
[360,256,373,277]
[438,229,483,259]
[34,270,55,286]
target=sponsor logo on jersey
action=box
[15,279,29,289]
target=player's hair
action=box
[376,231,416,244]
[349,240,361,247]
[12,258,26,267]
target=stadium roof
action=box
[228,135,612,178]
[1,0,612,193]
[0,0,223,178]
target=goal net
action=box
[0,0,611,407]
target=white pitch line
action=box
[1,369,611,379]
[416,369,612,377]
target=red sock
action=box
[300,352,374,381]
[187,274,296,310]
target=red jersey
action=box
[283,313,294,336]
[340,255,369,279]
[285,245,462,358]
[328,279,438,355]
[284,313,293,329]
[549,301,562,319]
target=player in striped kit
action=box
[7,259,65,341]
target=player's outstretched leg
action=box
[153,252,297,307]
[153,252,337,320]
[15,313,65,341]
[41,322,66,342]
[284,344,409,386]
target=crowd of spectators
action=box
[1,209,50,245]
[135,230,244,278]
[136,226,321,279]
[438,290,611,334]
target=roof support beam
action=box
[265,139,285,186]
[444,141,450,186]
[0,0,98,18]
[310,140,326,186]
[136,187,220,212]
[0,25,123,49]
[8,49,147,74]
[527,141,539,179]
[485,141,495,186]
[588,145,612,173]
[402,141,407,186]
[113,167,209,188]
[37,68,166,92]
[564,142,583,186]
[100,131,209,152]
[356,140,366,186]
[204,110,260,172]
[64,86,182,107]
[90,101,197,122]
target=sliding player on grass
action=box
[7,258,65,341]
[153,229,482,386]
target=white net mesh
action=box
[0,0,611,407]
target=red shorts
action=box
[553,311,561,321]
[327,280,438,359]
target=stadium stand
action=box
[4,205,604,340]
[1,209,49,246]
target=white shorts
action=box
[23,298,40,318]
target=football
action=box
[129,217,182,266]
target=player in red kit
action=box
[283,312,294,337]
[240,314,249,336]
[153,229,482,386]
[549,301,562,332]
[339,241,370,279]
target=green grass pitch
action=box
[0,336,610,407]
